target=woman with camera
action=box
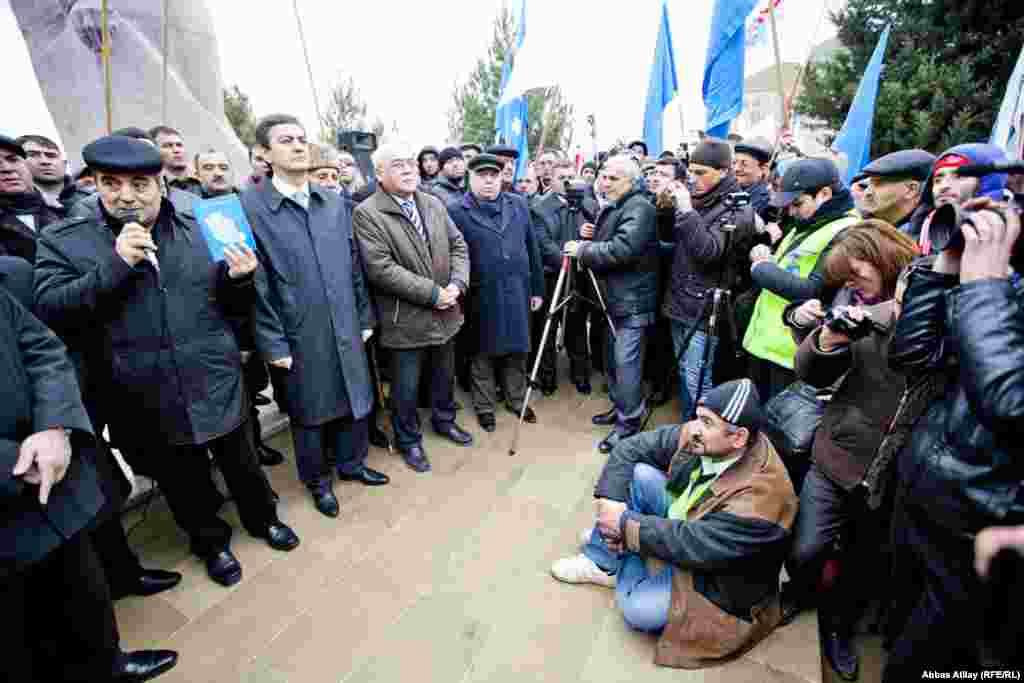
[779,220,918,681]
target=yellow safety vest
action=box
[742,213,860,370]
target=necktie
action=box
[400,199,428,243]
[292,191,309,211]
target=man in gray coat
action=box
[244,114,388,519]
[353,143,473,473]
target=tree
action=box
[447,6,574,155]
[796,0,1024,158]
[223,85,257,148]
[320,73,370,145]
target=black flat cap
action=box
[0,134,26,158]
[459,142,483,154]
[468,153,504,174]
[485,144,519,160]
[734,137,774,164]
[860,149,937,183]
[770,158,840,208]
[82,135,163,175]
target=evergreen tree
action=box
[447,6,573,153]
[223,85,257,148]
[796,0,1024,157]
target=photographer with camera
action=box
[742,158,860,401]
[780,221,918,681]
[564,154,660,454]
[530,160,598,394]
[661,138,758,419]
[906,143,1011,254]
[884,185,1024,680]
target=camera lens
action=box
[928,203,967,253]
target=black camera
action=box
[928,193,1023,254]
[823,308,885,342]
[565,181,588,211]
[724,191,751,209]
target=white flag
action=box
[991,45,1024,160]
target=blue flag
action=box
[832,25,891,185]
[990,44,1024,159]
[496,0,529,180]
[642,2,679,157]
[703,0,759,139]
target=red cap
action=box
[933,154,969,177]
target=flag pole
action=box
[161,0,169,124]
[292,0,324,142]
[767,1,788,134]
[100,0,113,134]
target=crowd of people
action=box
[2,109,1023,682]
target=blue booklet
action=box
[193,194,256,262]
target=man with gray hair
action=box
[353,143,473,473]
[565,154,660,453]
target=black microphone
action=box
[956,160,1024,177]
[116,208,159,272]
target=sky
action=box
[208,0,842,153]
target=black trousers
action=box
[129,421,278,557]
[4,532,120,683]
[786,463,889,636]
[470,352,527,414]
[290,415,369,486]
[883,485,985,680]
[390,340,457,449]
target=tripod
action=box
[509,252,614,456]
[669,212,741,421]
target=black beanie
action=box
[438,146,463,168]
[690,137,733,171]
[698,379,763,432]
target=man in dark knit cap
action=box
[428,146,467,207]
[551,378,797,669]
[661,137,759,420]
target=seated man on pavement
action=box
[551,379,798,669]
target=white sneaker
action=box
[551,554,616,588]
[579,527,595,547]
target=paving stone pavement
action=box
[114,387,842,683]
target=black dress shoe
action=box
[592,407,617,426]
[257,443,286,466]
[114,649,178,681]
[434,423,474,446]
[369,427,390,449]
[338,466,391,486]
[478,412,496,432]
[507,405,537,423]
[574,380,592,395]
[111,569,182,599]
[264,522,301,551]
[400,445,431,473]
[205,549,242,587]
[309,485,340,518]
[252,393,273,407]
[823,630,859,681]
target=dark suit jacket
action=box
[0,287,102,579]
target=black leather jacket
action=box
[576,187,660,318]
[889,265,1024,532]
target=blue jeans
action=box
[670,318,719,421]
[606,315,653,434]
[583,463,673,633]
[389,341,457,449]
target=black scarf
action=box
[692,173,742,212]
[0,191,44,216]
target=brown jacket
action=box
[353,189,470,349]
[604,427,798,669]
